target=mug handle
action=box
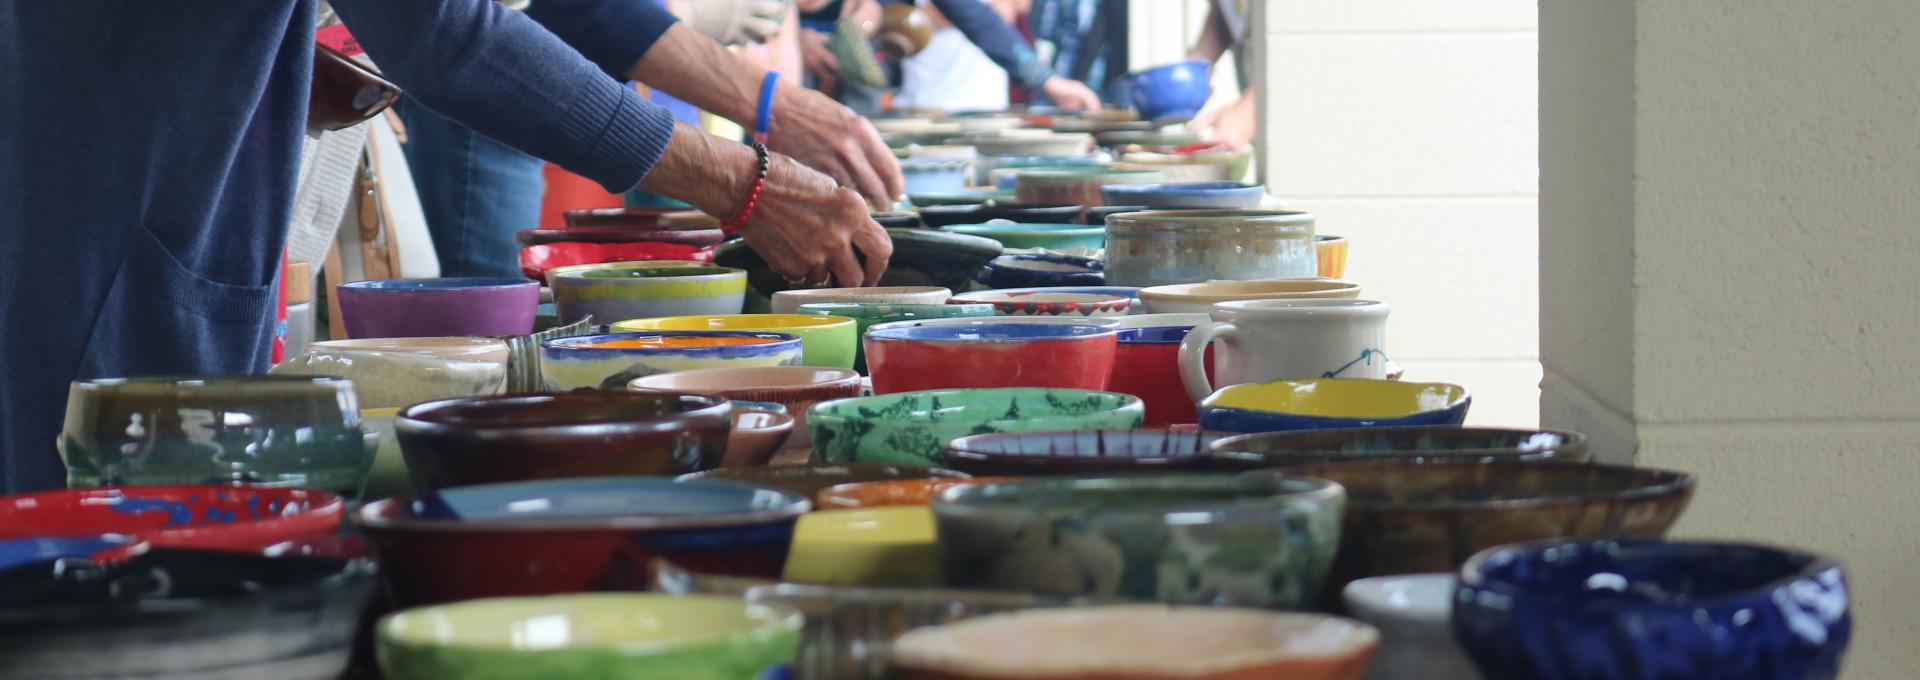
[1179,321,1237,403]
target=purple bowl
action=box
[337,278,539,339]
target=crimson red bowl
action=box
[0,485,344,553]
[1108,326,1213,426]
[864,322,1118,394]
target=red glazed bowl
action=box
[864,322,1118,394]
[1108,326,1214,426]
[0,485,344,553]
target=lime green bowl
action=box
[614,314,858,369]
[377,594,802,680]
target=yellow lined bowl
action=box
[1199,378,1470,434]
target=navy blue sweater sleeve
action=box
[523,0,679,79]
[329,0,677,192]
[927,0,1054,89]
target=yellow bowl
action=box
[1199,378,1472,434]
[782,507,941,587]
[612,314,857,369]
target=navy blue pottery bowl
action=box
[1454,539,1851,680]
[978,253,1106,289]
[917,202,1084,228]
[1126,59,1212,123]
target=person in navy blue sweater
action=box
[0,1,895,493]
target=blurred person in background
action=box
[1025,0,1128,105]
[1186,0,1255,148]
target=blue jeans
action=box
[397,98,545,278]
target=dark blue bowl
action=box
[1126,59,1212,123]
[1453,539,1851,680]
[978,253,1106,289]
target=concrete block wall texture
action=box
[1254,0,1542,427]
[1541,0,1920,677]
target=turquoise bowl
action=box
[944,223,1106,251]
[808,388,1144,466]
[795,302,997,373]
[1198,378,1472,434]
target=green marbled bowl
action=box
[808,388,1144,466]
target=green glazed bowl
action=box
[932,474,1345,609]
[377,594,802,680]
[943,223,1106,252]
[809,388,1144,466]
[795,302,996,373]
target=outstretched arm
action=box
[927,0,1101,110]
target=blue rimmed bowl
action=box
[1098,181,1267,209]
[796,302,994,373]
[540,331,804,390]
[1198,378,1471,434]
[864,322,1119,394]
[1126,59,1212,123]
[978,253,1105,289]
[336,277,539,338]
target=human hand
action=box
[799,29,839,95]
[1040,76,1102,112]
[744,153,894,287]
[768,84,903,209]
[670,0,788,46]
[1193,92,1256,149]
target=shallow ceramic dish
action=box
[864,324,1120,394]
[945,222,1106,252]
[356,477,808,606]
[815,477,1015,509]
[1126,59,1212,123]
[796,302,995,372]
[1454,540,1849,680]
[1014,169,1164,207]
[547,261,747,326]
[782,507,944,586]
[715,229,1003,305]
[943,429,1222,476]
[917,202,1084,228]
[676,464,969,500]
[540,331,803,390]
[1137,278,1362,314]
[0,550,373,679]
[377,594,803,680]
[395,392,731,490]
[1106,210,1318,287]
[935,474,1344,607]
[948,291,1130,318]
[0,485,343,552]
[614,314,859,369]
[58,376,372,495]
[1099,181,1266,209]
[1209,427,1592,470]
[977,253,1104,288]
[337,277,539,338]
[630,366,863,450]
[269,336,509,409]
[1275,461,1695,595]
[889,606,1379,680]
[1198,378,1471,434]
[771,286,951,315]
[949,133,1092,157]
[809,388,1144,466]
[1318,235,1350,278]
[1342,574,1480,680]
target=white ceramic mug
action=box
[1179,299,1390,401]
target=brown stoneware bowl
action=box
[1208,426,1592,470]
[677,464,969,502]
[395,392,731,491]
[943,429,1225,476]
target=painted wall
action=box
[1541,0,1920,677]
[1252,0,1542,426]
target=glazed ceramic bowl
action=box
[1097,129,1202,148]
[1109,325,1209,426]
[1318,235,1350,278]
[947,291,1131,318]
[782,507,944,586]
[541,331,803,390]
[562,206,679,227]
[909,189,1015,207]
[356,477,808,606]
[1082,204,1152,225]
[795,303,995,373]
[614,314,859,370]
[935,474,1345,607]
[972,155,1106,186]
[1107,210,1318,287]
[1198,378,1471,434]
[945,222,1106,252]
[942,429,1222,476]
[868,316,1124,333]
[547,261,747,326]
[677,464,969,501]
[901,158,973,194]
[1342,574,1479,680]
[1274,461,1695,595]
[1454,540,1850,680]
[1099,182,1266,209]
[1126,59,1212,122]
[809,389,1144,466]
[377,594,803,680]
[771,286,952,315]
[977,253,1105,289]
[58,376,372,495]
[890,606,1379,680]
[1113,312,1212,329]
[269,336,509,409]
[917,202,1084,228]
[723,407,795,467]
[1209,427,1592,470]
[515,224,724,248]
[1137,278,1363,314]
[864,324,1119,394]
[0,535,147,571]
[337,277,539,338]
[0,550,373,679]
[715,229,1003,305]
[871,211,926,230]
[396,392,732,490]
[630,366,863,450]
[815,477,1015,510]
[1117,148,1253,183]
[0,485,343,552]
[1014,169,1165,207]
[950,133,1092,158]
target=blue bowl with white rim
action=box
[540,331,804,390]
[863,322,1120,394]
[1099,181,1267,209]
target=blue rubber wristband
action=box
[754,72,779,143]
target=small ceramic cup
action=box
[336,277,539,338]
[770,286,952,315]
[1181,299,1391,402]
[864,322,1119,394]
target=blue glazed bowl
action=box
[1126,59,1212,123]
[978,253,1105,288]
[540,331,805,390]
[1454,539,1852,680]
[1099,182,1266,209]
[1198,378,1470,434]
[945,222,1106,252]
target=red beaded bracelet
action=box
[721,142,770,235]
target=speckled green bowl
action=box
[377,594,802,680]
[808,388,1144,466]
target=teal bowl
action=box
[944,223,1106,251]
[808,388,1144,466]
[1198,378,1472,434]
[795,302,997,373]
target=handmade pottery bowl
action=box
[1108,325,1210,426]
[58,376,372,495]
[561,206,677,227]
[1014,169,1165,206]
[945,222,1107,252]
[796,303,996,372]
[269,336,509,409]
[547,261,747,326]
[715,229,1002,305]
[1454,540,1850,680]
[977,253,1105,288]
[514,224,724,248]
[0,485,344,552]
[949,133,1092,158]
[614,314,859,369]
[942,429,1222,476]
[815,477,1016,510]
[1113,312,1212,329]
[901,158,974,194]
[1116,148,1253,183]
[1318,235,1350,278]
[947,291,1131,318]
[1137,278,1362,314]
[809,389,1144,466]
[934,474,1344,607]
[972,154,1105,186]
[377,594,803,680]
[356,477,808,606]
[395,392,732,490]
[726,408,795,467]
[1342,574,1480,680]
[1082,204,1152,225]
[337,277,539,338]
[1096,129,1203,148]
[1273,461,1695,595]
[770,286,951,315]
[890,606,1379,680]
[1099,181,1266,209]
[630,366,863,450]
[866,317,1124,336]
[988,285,1141,308]
[677,464,969,501]
[541,331,803,390]
[871,211,926,230]
[864,323,1119,394]
[908,189,1016,207]
[781,507,944,586]
[1106,210,1318,287]
[1126,59,1212,122]
[1198,378,1471,434]
[1208,427,1592,470]
[0,550,373,679]
[917,202,1084,228]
